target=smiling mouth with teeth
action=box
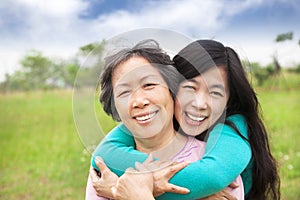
[134,111,158,122]
[186,112,206,122]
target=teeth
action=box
[186,113,205,122]
[135,112,156,121]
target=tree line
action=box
[0,40,106,93]
[0,32,299,93]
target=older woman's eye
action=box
[143,83,157,89]
[117,90,130,97]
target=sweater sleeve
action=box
[91,124,148,176]
[91,115,252,199]
[156,114,252,199]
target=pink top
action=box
[85,136,244,200]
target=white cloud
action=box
[90,0,227,37]
[0,0,299,81]
[15,0,88,17]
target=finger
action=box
[125,167,136,173]
[164,183,190,194]
[228,181,239,189]
[95,156,112,178]
[111,186,118,199]
[89,166,100,182]
[165,161,189,179]
[146,159,173,170]
[135,162,149,172]
[155,159,173,168]
[222,190,237,200]
[143,154,154,165]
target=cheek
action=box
[175,90,186,107]
[114,98,129,119]
[175,90,194,110]
[211,99,227,118]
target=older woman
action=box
[86,39,244,200]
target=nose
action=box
[131,88,150,108]
[191,92,208,110]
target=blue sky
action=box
[0,0,299,80]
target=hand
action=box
[199,181,240,200]
[228,181,239,189]
[112,166,154,200]
[199,189,238,200]
[89,156,118,199]
[140,154,190,197]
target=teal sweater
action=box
[91,114,253,199]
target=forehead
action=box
[112,56,162,87]
[192,66,228,85]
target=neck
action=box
[135,126,187,160]
[135,126,175,153]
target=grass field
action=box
[0,72,299,199]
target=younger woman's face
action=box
[174,66,229,136]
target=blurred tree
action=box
[274,32,293,74]
[65,63,80,87]
[275,32,293,42]
[0,39,107,91]
[79,43,98,56]
[20,50,54,90]
[75,40,106,88]
[0,73,11,94]
[249,62,272,86]
[272,32,294,90]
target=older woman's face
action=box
[175,66,229,136]
[112,56,174,138]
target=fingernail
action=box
[95,156,103,164]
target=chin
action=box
[182,128,200,136]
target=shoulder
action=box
[211,114,248,139]
[110,123,132,134]
[227,114,246,124]
[227,114,248,135]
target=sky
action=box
[1,0,300,81]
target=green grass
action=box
[0,72,299,199]
[258,90,300,199]
[0,90,91,199]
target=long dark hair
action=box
[173,40,280,200]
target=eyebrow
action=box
[115,82,129,88]
[139,74,162,82]
[115,74,161,88]
[209,84,225,91]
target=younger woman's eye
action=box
[182,85,196,90]
[210,91,224,97]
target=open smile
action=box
[133,111,158,123]
[185,112,207,124]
